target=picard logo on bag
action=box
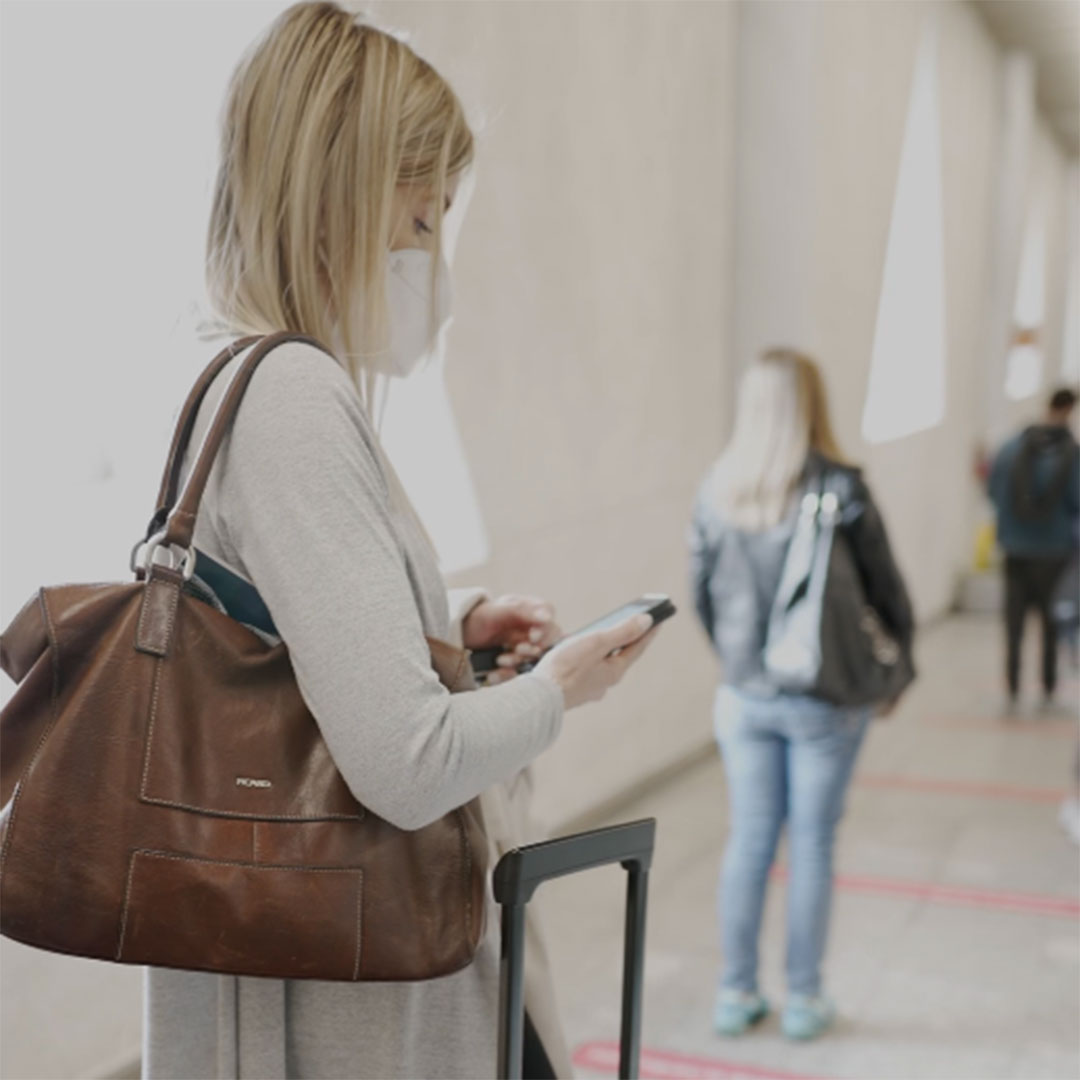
[235,777,272,789]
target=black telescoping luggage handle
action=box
[493,818,656,1080]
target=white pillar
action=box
[1058,162,1079,385]
[980,52,1037,446]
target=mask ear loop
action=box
[374,371,391,434]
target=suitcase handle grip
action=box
[494,818,656,1080]
[493,818,655,906]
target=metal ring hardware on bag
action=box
[130,531,196,581]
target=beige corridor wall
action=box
[370,0,740,830]
[731,0,1033,622]
[998,116,1078,438]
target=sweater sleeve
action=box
[446,587,491,648]
[216,346,564,831]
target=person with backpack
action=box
[988,387,1080,712]
[688,349,915,1042]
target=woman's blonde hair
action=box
[710,348,849,531]
[205,1,473,409]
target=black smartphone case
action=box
[470,598,676,677]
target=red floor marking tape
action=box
[914,714,1078,737]
[573,1041,827,1080]
[856,772,1069,802]
[770,867,1080,918]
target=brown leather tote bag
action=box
[0,331,487,981]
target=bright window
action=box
[861,18,947,444]
[1004,205,1046,401]
[1060,226,1079,384]
[379,353,491,575]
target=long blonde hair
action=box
[205,1,473,411]
[711,349,849,531]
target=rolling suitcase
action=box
[494,817,656,1080]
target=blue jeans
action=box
[714,685,870,996]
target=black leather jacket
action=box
[688,454,915,695]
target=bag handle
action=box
[771,465,839,615]
[148,335,264,534]
[152,331,332,554]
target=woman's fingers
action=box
[608,624,659,671]
[495,642,543,667]
[494,597,561,649]
[533,611,664,710]
[595,612,654,657]
[484,598,561,668]
[520,602,560,648]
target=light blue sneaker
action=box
[713,989,769,1036]
[782,994,835,1040]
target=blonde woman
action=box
[688,350,913,1041]
[146,4,661,1077]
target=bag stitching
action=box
[143,570,366,823]
[162,579,181,650]
[138,664,364,823]
[138,660,165,800]
[125,847,366,874]
[137,792,365,824]
[0,590,61,873]
[116,850,140,960]
[135,579,160,653]
[136,577,182,656]
[116,849,364,966]
[456,806,473,951]
[352,872,363,980]
[135,583,151,650]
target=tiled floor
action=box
[537,615,1080,1080]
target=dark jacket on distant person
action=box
[988,425,1080,558]
[689,453,915,696]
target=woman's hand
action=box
[534,612,659,710]
[462,595,562,685]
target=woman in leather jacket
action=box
[688,348,914,1042]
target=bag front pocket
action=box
[117,849,362,980]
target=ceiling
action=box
[974,0,1080,156]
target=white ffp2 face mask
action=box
[381,248,453,378]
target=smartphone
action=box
[470,594,676,676]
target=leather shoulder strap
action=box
[160,331,334,550]
[146,335,262,538]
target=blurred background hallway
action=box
[1,0,1077,1077]
[543,614,1079,1080]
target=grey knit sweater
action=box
[143,339,566,1079]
